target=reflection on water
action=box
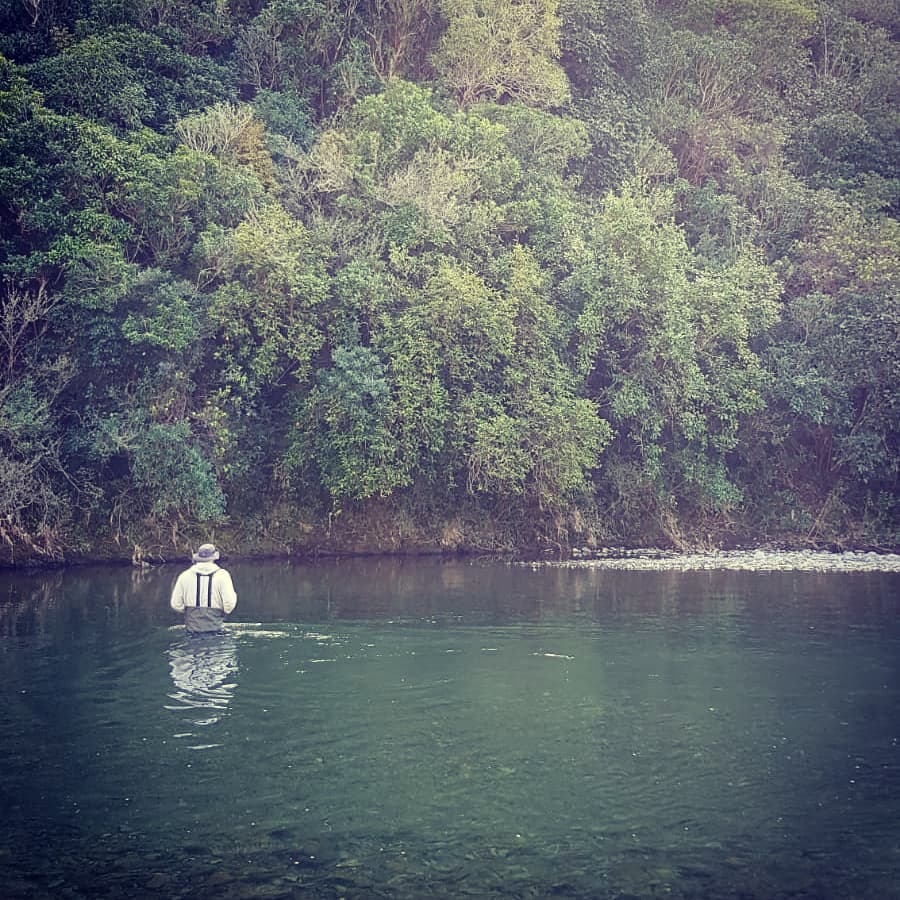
[166,632,239,730]
[0,559,898,899]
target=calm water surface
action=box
[1,558,898,899]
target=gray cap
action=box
[192,543,220,563]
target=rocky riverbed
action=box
[525,548,900,572]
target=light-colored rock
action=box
[524,550,900,573]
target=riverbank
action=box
[523,548,900,572]
[5,544,900,572]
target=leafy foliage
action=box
[0,0,897,554]
[432,0,571,107]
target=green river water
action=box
[1,557,898,899]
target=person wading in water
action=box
[170,543,237,634]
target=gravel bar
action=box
[524,549,900,572]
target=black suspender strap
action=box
[194,571,216,607]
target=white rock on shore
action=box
[529,549,900,572]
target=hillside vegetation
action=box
[1,0,897,560]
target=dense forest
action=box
[0,0,897,562]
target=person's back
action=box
[170,544,237,634]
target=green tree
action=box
[283,344,408,501]
[197,203,327,397]
[235,0,374,113]
[130,420,226,522]
[366,0,441,81]
[26,26,233,129]
[760,195,899,538]
[786,8,899,186]
[569,179,780,536]
[0,278,74,554]
[432,0,571,107]
[478,246,609,513]
[191,203,329,510]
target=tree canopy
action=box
[0,0,897,558]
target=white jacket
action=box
[171,562,237,633]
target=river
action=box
[1,557,898,899]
